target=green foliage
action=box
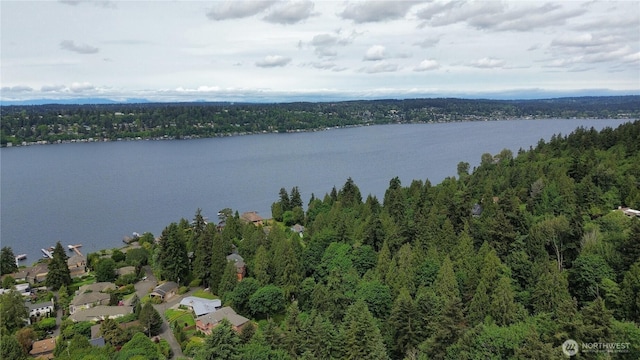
[139,303,163,336]
[342,299,388,360]
[46,241,72,290]
[0,291,28,334]
[0,247,18,276]
[1,334,26,360]
[118,332,165,360]
[249,285,285,318]
[157,222,190,284]
[196,319,240,360]
[95,257,117,282]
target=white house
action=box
[27,300,55,325]
[179,296,222,317]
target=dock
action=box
[67,244,83,257]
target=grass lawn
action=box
[191,289,217,300]
[165,309,195,327]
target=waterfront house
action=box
[150,281,178,301]
[195,306,249,335]
[30,338,56,359]
[240,211,264,226]
[77,282,116,295]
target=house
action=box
[196,307,249,335]
[30,338,56,359]
[15,283,31,296]
[226,253,246,281]
[10,268,29,283]
[69,305,133,322]
[67,254,87,278]
[180,296,222,317]
[116,266,136,277]
[27,300,55,324]
[471,203,483,217]
[617,206,640,218]
[240,211,264,226]
[291,224,305,237]
[150,281,178,301]
[89,324,106,347]
[70,292,111,314]
[77,282,116,295]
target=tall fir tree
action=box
[46,241,72,291]
[342,299,389,360]
[388,288,420,358]
[157,223,189,284]
[197,319,240,360]
[0,247,18,276]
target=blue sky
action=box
[1,0,639,103]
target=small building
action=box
[27,300,55,324]
[77,282,116,295]
[70,292,111,315]
[67,254,87,278]
[180,296,222,317]
[30,338,56,359]
[196,307,250,335]
[240,211,264,226]
[617,206,640,218]
[291,224,305,237]
[116,266,136,277]
[150,281,178,302]
[69,305,133,322]
[226,253,246,281]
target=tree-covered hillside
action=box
[157,120,640,359]
[2,96,638,146]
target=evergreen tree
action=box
[489,276,520,326]
[1,334,26,360]
[467,278,491,325]
[100,318,126,347]
[279,188,291,212]
[388,288,420,358]
[46,241,72,290]
[196,319,240,360]
[157,223,189,284]
[342,299,389,360]
[621,260,640,322]
[1,290,29,334]
[118,332,165,360]
[218,261,238,298]
[290,186,303,209]
[139,303,163,336]
[209,231,229,294]
[193,224,215,287]
[0,247,18,276]
[252,245,271,286]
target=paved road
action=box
[138,266,199,359]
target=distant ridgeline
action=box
[1,96,639,146]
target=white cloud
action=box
[340,1,421,23]
[413,37,440,48]
[207,1,275,21]
[60,40,99,54]
[70,82,95,92]
[362,61,399,73]
[264,0,315,24]
[414,59,439,71]
[364,45,387,61]
[469,57,505,69]
[256,55,292,68]
[41,85,66,92]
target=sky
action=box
[1,0,639,103]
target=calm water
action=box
[0,119,631,262]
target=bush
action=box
[178,286,189,295]
[115,273,139,287]
[35,317,57,331]
[188,278,201,288]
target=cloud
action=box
[1,85,33,93]
[41,85,66,92]
[309,32,355,58]
[414,59,440,71]
[60,40,99,54]
[207,1,275,21]
[468,57,505,68]
[362,61,399,73]
[70,82,95,92]
[59,0,116,9]
[413,37,440,48]
[340,0,421,23]
[256,55,292,67]
[417,1,586,32]
[264,0,315,24]
[364,45,387,61]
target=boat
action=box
[15,254,27,261]
[41,248,53,259]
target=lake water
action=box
[0,119,632,263]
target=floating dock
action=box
[41,248,53,259]
[67,244,83,257]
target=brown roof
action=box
[196,306,249,328]
[241,211,263,223]
[30,338,56,357]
